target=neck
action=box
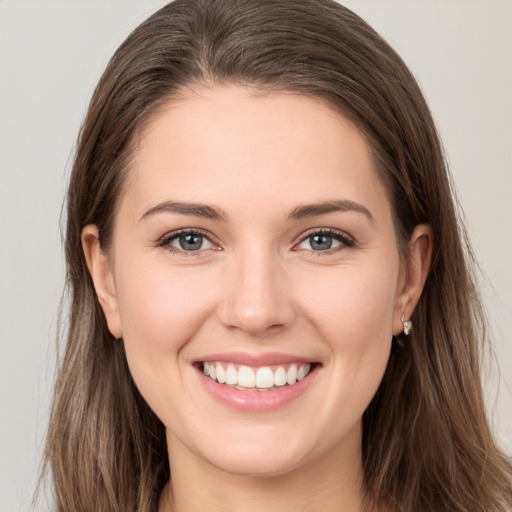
[159,423,365,512]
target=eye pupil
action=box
[179,234,203,251]
[310,234,333,250]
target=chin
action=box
[208,449,309,478]
[189,425,325,479]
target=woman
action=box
[45,0,512,510]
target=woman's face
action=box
[85,86,426,478]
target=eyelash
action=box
[157,228,217,256]
[294,228,355,254]
[157,228,355,255]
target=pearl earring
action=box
[402,314,412,335]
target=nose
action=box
[218,248,296,337]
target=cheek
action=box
[117,258,215,336]
[299,260,399,342]
[297,259,399,395]
[293,261,398,429]
[113,258,217,388]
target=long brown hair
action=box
[45,1,512,510]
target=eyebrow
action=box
[139,199,373,224]
[288,200,374,222]
[139,201,228,222]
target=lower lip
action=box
[197,365,319,412]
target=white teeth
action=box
[203,361,313,389]
[297,363,311,381]
[216,363,226,384]
[286,365,298,385]
[226,363,238,385]
[255,367,274,389]
[274,366,287,386]
[238,365,256,387]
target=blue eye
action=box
[309,234,335,251]
[297,230,354,252]
[160,230,214,252]
[175,233,209,251]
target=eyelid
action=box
[156,227,354,255]
[157,228,221,254]
[293,227,355,252]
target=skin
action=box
[83,86,432,512]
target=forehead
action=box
[121,85,391,223]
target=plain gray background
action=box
[1,1,511,510]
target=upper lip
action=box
[194,352,316,367]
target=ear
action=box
[392,224,433,335]
[81,224,123,339]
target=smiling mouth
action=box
[200,362,315,391]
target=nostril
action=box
[217,267,296,335]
